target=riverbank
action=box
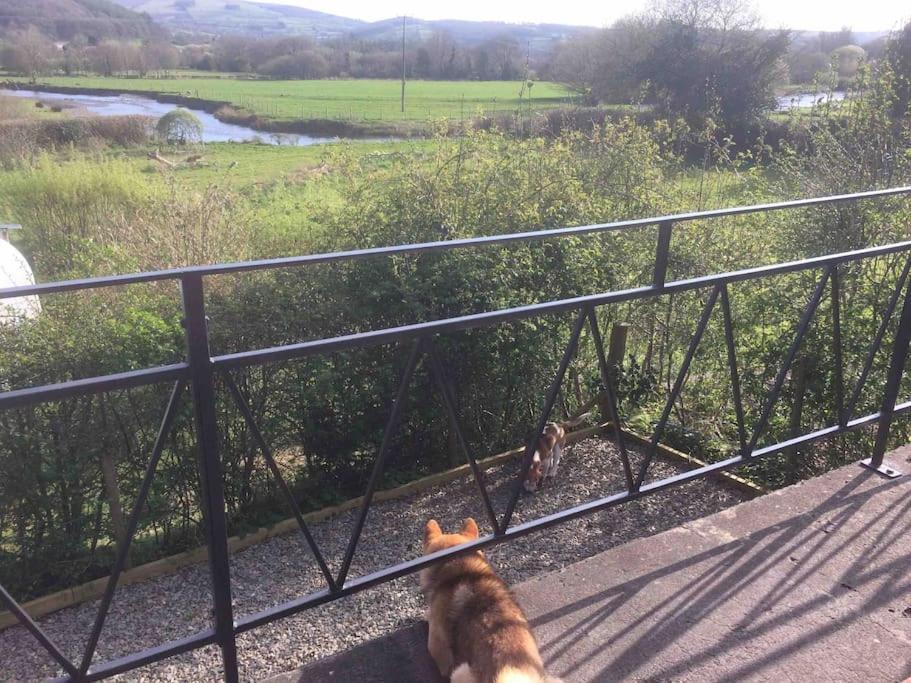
[1,81,420,139]
[1,76,576,139]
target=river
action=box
[0,88,336,145]
[776,91,846,110]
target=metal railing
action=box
[2,186,911,681]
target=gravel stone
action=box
[0,437,748,682]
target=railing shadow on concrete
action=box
[1,186,911,681]
[530,468,911,681]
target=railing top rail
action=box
[2,185,910,301]
[211,238,911,369]
[3,237,910,411]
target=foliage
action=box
[886,21,911,119]
[156,108,203,146]
[637,20,790,133]
[615,355,658,412]
[3,57,911,601]
[191,32,526,81]
[832,44,866,80]
[0,0,164,43]
[547,0,790,135]
[0,115,153,167]
[0,154,255,279]
[0,126,673,599]
[0,28,57,82]
[0,155,154,277]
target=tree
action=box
[546,19,657,104]
[62,35,90,76]
[214,35,252,72]
[887,21,911,118]
[483,35,522,80]
[787,45,829,84]
[832,44,865,80]
[472,45,491,80]
[818,27,855,54]
[260,52,328,79]
[156,109,203,145]
[414,46,432,77]
[639,0,789,130]
[549,0,789,134]
[140,41,179,75]
[1,28,57,81]
[90,41,129,75]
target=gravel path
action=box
[0,437,748,682]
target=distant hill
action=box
[355,17,592,58]
[109,0,592,53]
[0,0,165,41]
[112,0,365,38]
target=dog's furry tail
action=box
[451,664,560,683]
[451,663,475,683]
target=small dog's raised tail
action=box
[450,663,475,683]
[450,663,563,683]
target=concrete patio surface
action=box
[267,448,911,682]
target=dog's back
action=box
[449,561,543,683]
[524,423,568,491]
[423,520,545,683]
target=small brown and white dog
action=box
[522,415,589,493]
[420,518,549,683]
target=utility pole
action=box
[401,15,406,113]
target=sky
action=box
[270,0,908,33]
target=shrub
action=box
[86,116,153,146]
[3,115,911,603]
[0,116,153,166]
[0,122,38,169]
[0,154,256,279]
[155,108,203,145]
[0,126,673,598]
[0,156,155,277]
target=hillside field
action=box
[10,76,578,122]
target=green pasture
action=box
[10,75,578,122]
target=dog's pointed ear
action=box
[425,519,442,544]
[461,517,479,539]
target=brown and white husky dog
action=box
[523,413,590,493]
[420,518,549,683]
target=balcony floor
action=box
[269,447,911,682]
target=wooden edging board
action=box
[0,423,763,630]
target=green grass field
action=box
[13,75,578,122]
[126,139,432,188]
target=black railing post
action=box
[181,273,239,682]
[831,265,846,429]
[653,221,673,288]
[868,269,911,476]
[845,256,911,421]
[720,284,747,454]
[587,310,635,492]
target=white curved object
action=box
[0,239,41,322]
